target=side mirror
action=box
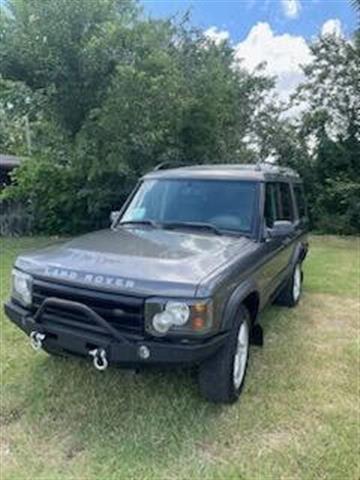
[110,210,120,225]
[268,220,295,238]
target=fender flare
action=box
[290,240,308,270]
[221,279,259,331]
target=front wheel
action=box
[198,305,250,403]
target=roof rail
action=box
[255,160,298,177]
[152,161,187,172]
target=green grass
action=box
[304,235,360,297]
[1,235,359,480]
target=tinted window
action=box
[264,183,278,227]
[121,179,258,233]
[294,184,307,218]
[278,183,294,221]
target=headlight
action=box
[12,269,32,306]
[145,299,213,336]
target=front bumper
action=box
[4,300,228,367]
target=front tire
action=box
[198,305,250,403]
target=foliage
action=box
[290,35,360,234]
[1,1,274,232]
[0,76,43,155]
[0,0,359,234]
[0,0,138,136]
[72,24,273,222]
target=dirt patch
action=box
[65,440,85,461]
[0,407,22,427]
[301,293,359,334]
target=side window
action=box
[264,183,278,227]
[294,184,307,219]
[278,183,294,222]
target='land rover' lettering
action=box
[44,266,135,290]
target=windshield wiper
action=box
[161,221,223,236]
[118,220,160,228]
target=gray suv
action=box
[5,164,309,403]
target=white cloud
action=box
[234,22,312,101]
[204,19,342,105]
[204,26,230,45]
[281,0,301,19]
[321,18,342,37]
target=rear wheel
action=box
[198,305,250,403]
[275,262,303,307]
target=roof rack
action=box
[152,160,187,172]
[255,160,298,177]
[149,161,299,178]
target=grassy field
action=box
[1,235,359,480]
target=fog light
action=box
[138,345,150,360]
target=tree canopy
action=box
[0,0,359,234]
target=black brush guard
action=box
[33,297,134,345]
[5,297,228,367]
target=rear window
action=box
[278,183,294,221]
[264,182,295,226]
[293,184,307,218]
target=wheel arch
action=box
[222,281,260,331]
[291,239,308,269]
[242,291,260,325]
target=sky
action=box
[142,0,358,100]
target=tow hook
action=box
[30,331,46,351]
[89,348,108,371]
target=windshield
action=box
[120,179,258,234]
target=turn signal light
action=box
[192,316,206,331]
[193,303,208,314]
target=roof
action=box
[0,154,21,170]
[144,163,301,182]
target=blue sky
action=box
[142,0,357,100]
[142,0,357,41]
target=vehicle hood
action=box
[15,227,255,297]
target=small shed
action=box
[0,154,21,189]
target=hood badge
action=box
[45,266,135,289]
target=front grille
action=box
[31,279,144,336]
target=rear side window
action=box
[278,183,294,221]
[293,184,307,218]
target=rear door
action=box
[277,181,297,272]
[260,181,296,301]
[293,182,308,228]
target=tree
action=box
[72,21,274,224]
[1,1,275,233]
[0,0,138,136]
[290,34,360,233]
